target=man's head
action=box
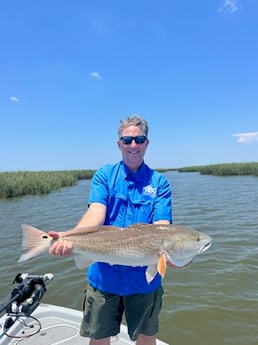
[118,114,149,138]
[117,114,149,172]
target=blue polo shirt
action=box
[87,161,172,295]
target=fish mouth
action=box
[197,241,212,254]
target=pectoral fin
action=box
[157,252,167,278]
[145,265,158,284]
[145,253,167,284]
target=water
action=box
[0,172,257,344]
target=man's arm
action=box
[49,202,106,256]
[72,202,107,230]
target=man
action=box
[49,114,173,345]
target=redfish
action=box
[18,223,212,283]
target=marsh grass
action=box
[177,162,258,176]
[0,170,95,198]
[1,163,257,198]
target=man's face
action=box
[117,125,149,172]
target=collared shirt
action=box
[87,161,172,295]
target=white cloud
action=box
[218,0,238,14]
[232,132,258,143]
[89,71,103,80]
[10,96,19,102]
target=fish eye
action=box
[42,235,48,239]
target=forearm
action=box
[75,203,106,227]
[49,202,107,256]
[65,202,107,235]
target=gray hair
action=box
[118,114,149,138]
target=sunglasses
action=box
[120,135,147,145]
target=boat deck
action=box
[0,304,168,345]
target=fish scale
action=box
[61,227,165,256]
[18,223,212,283]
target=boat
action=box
[0,273,168,345]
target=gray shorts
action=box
[80,284,164,341]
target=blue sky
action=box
[1,0,257,171]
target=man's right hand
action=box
[48,231,74,257]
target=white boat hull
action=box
[0,303,168,344]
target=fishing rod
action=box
[0,273,54,337]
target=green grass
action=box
[1,162,257,198]
[176,162,258,176]
[0,170,95,198]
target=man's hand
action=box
[48,231,74,257]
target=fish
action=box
[18,223,212,283]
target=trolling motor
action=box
[0,273,54,337]
[0,272,54,337]
[0,273,54,317]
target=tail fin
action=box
[18,224,53,263]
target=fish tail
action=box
[18,224,53,263]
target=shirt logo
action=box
[143,185,157,198]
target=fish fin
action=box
[73,255,92,270]
[18,224,53,263]
[157,253,167,278]
[168,258,193,268]
[145,265,158,284]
